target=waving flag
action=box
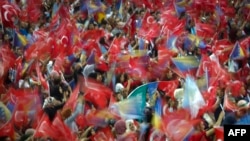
[83,78,113,109]
[166,35,179,52]
[26,0,42,23]
[87,0,102,15]
[223,94,238,112]
[147,82,158,96]
[14,31,28,47]
[182,76,206,118]
[195,21,216,38]
[165,119,194,141]
[137,11,161,40]
[230,41,247,60]
[0,1,20,28]
[123,12,136,38]
[113,84,147,120]
[171,56,200,72]
[117,0,123,19]
[158,80,180,98]
[0,102,11,123]
[0,120,15,140]
[174,1,186,17]
[86,50,98,65]
[214,127,224,141]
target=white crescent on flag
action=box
[60,35,68,44]
[2,4,17,22]
[146,16,155,24]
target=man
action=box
[43,71,71,121]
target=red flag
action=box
[196,54,218,78]
[214,127,224,141]
[63,84,80,111]
[165,119,193,141]
[228,80,244,97]
[138,11,161,40]
[123,13,137,38]
[83,79,113,109]
[10,88,42,129]
[26,0,43,23]
[0,45,16,78]
[57,4,71,19]
[82,40,102,58]
[158,80,179,98]
[81,29,105,41]
[195,21,216,38]
[33,114,57,139]
[108,37,129,54]
[127,56,148,80]
[36,62,49,91]
[223,94,238,112]
[52,114,77,141]
[212,39,233,64]
[0,121,15,140]
[90,126,115,141]
[201,86,217,112]
[53,53,66,72]
[0,1,20,28]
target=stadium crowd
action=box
[0,0,250,140]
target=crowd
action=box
[0,0,250,141]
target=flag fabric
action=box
[36,62,49,91]
[117,0,123,19]
[87,0,101,15]
[147,82,158,96]
[214,127,224,141]
[0,1,20,28]
[113,83,147,120]
[26,0,43,23]
[137,11,161,40]
[83,78,113,109]
[123,12,137,38]
[165,119,194,141]
[171,56,200,72]
[182,76,206,118]
[86,50,98,65]
[14,31,28,47]
[230,41,247,60]
[166,35,179,52]
[195,21,216,39]
[157,80,180,98]
[0,120,15,140]
[81,29,105,41]
[174,1,186,17]
[223,93,238,112]
[0,102,12,123]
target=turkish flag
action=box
[0,1,20,28]
[138,11,161,40]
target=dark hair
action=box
[143,107,153,123]
[116,73,128,84]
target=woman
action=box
[115,73,132,100]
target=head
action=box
[236,100,249,117]
[114,119,127,135]
[126,120,137,132]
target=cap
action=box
[237,100,249,110]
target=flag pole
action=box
[205,66,209,90]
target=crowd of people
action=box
[1,0,250,140]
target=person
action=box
[188,110,225,141]
[43,71,71,121]
[114,72,132,100]
[223,99,250,125]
